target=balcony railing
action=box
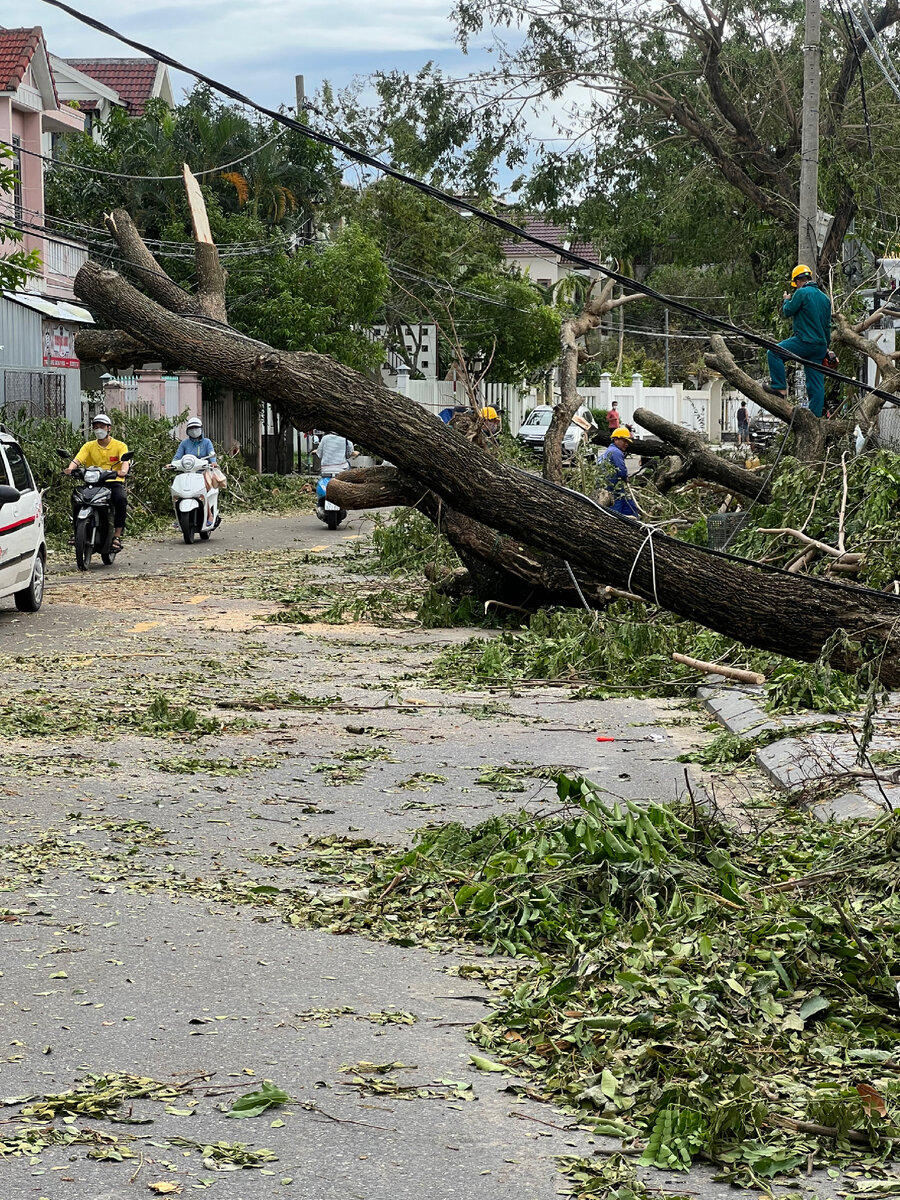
[45,236,88,281]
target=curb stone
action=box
[698,681,900,821]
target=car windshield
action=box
[525,411,553,427]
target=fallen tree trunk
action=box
[73,258,900,684]
[633,408,772,502]
[329,467,621,609]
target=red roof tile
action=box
[501,217,597,263]
[0,27,44,94]
[66,57,159,115]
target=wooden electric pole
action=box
[798,0,821,275]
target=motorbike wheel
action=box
[199,531,211,541]
[74,520,93,571]
[178,509,196,544]
[101,550,115,565]
[325,510,341,531]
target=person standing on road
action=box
[763,265,832,417]
[736,401,750,446]
[606,401,620,432]
[64,414,130,552]
[598,426,639,517]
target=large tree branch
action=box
[633,406,772,501]
[72,258,900,682]
[703,334,848,461]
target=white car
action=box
[0,429,45,612]
[517,404,596,457]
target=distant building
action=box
[370,322,438,386]
[0,26,93,422]
[63,57,174,118]
[501,217,600,292]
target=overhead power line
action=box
[33,0,900,407]
[2,131,286,181]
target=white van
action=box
[0,429,46,612]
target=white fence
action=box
[577,375,724,438]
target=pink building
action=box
[0,27,95,423]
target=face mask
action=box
[93,428,109,439]
[188,430,202,440]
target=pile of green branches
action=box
[291,776,900,1187]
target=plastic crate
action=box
[707,511,750,552]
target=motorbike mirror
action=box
[121,451,134,462]
[56,448,71,460]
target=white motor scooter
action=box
[168,454,220,544]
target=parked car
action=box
[518,405,596,457]
[0,429,46,611]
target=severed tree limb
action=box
[72,257,900,683]
[832,313,900,429]
[672,653,766,686]
[634,406,771,501]
[183,165,228,324]
[105,208,202,316]
[756,527,860,562]
[75,328,166,370]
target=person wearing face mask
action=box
[64,414,130,552]
[171,417,217,465]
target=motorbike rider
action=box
[64,414,130,552]
[171,417,217,465]
[317,433,359,475]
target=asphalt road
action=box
[0,512,733,1200]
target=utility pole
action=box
[797,0,821,275]
[664,309,670,386]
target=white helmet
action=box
[93,413,112,427]
[186,418,202,433]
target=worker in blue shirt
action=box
[763,265,832,417]
[599,426,639,517]
[172,417,217,463]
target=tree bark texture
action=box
[73,259,900,683]
[329,467,617,609]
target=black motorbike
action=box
[58,448,134,571]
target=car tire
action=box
[14,549,45,612]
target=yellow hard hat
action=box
[480,406,498,420]
[791,264,813,286]
[611,426,632,439]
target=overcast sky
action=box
[17,0,484,112]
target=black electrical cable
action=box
[33,0,900,407]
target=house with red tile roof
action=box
[49,53,123,134]
[501,216,600,292]
[63,57,174,117]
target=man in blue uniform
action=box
[599,426,638,517]
[763,265,832,417]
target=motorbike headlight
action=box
[84,468,101,483]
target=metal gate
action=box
[1,370,66,419]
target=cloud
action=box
[21,0,466,104]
